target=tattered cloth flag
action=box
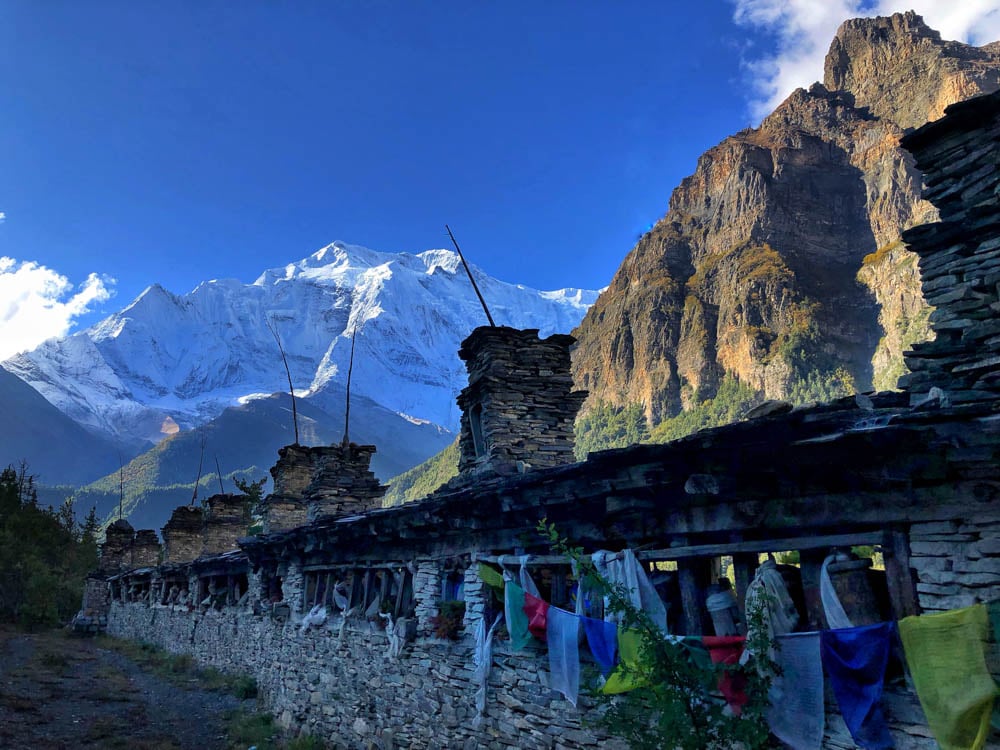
[769,631,825,750]
[503,579,532,652]
[473,612,504,725]
[601,629,651,694]
[899,604,998,750]
[593,549,670,635]
[524,592,549,640]
[547,606,581,706]
[583,615,618,677]
[702,635,748,716]
[820,622,895,750]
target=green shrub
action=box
[574,401,650,459]
[231,675,259,699]
[650,376,761,443]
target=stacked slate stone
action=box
[161,505,204,564]
[130,529,162,568]
[263,444,312,532]
[99,518,134,572]
[899,90,1000,403]
[304,443,386,521]
[201,493,249,555]
[456,326,588,476]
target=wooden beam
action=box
[883,528,919,618]
[798,550,827,630]
[731,553,758,616]
[637,531,886,561]
[677,558,713,636]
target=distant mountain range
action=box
[2,242,597,527]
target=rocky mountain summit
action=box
[4,242,596,452]
[572,12,1000,423]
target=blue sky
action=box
[2,1,999,359]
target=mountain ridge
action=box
[4,240,597,450]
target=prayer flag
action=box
[820,622,894,750]
[899,604,998,750]
[702,635,749,716]
[504,581,532,652]
[524,592,549,640]
[547,606,581,706]
[477,563,505,591]
[601,629,651,694]
[583,615,618,677]
[769,631,824,750]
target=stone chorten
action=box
[456,326,588,477]
[303,443,386,521]
[201,493,248,556]
[262,445,313,533]
[161,505,204,564]
[99,518,135,572]
[900,91,1000,403]
[130,529,162,568]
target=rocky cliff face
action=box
[573,12,1000,422]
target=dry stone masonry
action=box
[161,506,204,564]
[304,443,385,520]
[86,91,1000,749]
[456,326,586,477]
[900,91,1000,403]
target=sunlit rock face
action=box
[572,12,1000,423]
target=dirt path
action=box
[0,627,254,750]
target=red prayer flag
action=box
[702,635,748,715]
[523,592,549,639]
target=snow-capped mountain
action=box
[3,242,598,448]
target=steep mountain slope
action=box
[5,242,597,450]
[0,367,123,486]
[572,12,1000,422]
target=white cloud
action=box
[0,212,6,224]
[732,1,1000,120]
[0,257,114,360]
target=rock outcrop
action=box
[572,12,1000,422]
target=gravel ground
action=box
[0,626,254,750]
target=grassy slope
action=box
[383,438,459,506]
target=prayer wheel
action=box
[827,558,881,625]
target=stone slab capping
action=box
[456,326,588,477]
[161,505,204,564]
[303,443,386,521]
[899,90,1000,403]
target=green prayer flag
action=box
[505,581,532,652]
[601,629,651,694]
[899,603,999,750]
[477,563,505,591]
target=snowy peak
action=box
[4,241,598,447]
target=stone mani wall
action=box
[107,578,619,750]
[909,514,1000,612]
